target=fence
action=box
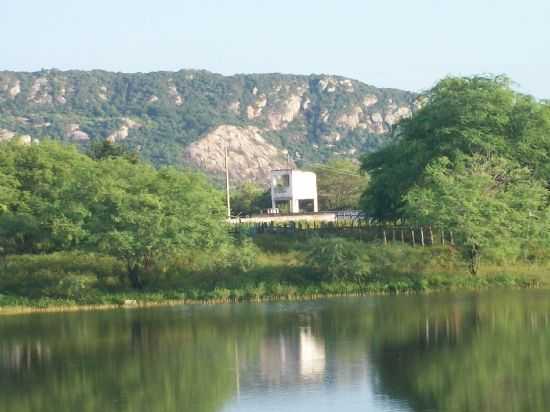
[231,220,455,247]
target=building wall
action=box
[271,169,318,213]
[290,171,318,213]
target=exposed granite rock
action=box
[9,80,21,98]
[183,125,293,184]
[363,95,378,107]
[0,69,419,179]
[66,124,89,141]
[0,129,16,142]
[336,106,364,130]
[98,86,108,101]
[246,94,267,119]
[267,94,302,130]
[28,78,52,104]
[168,84,183,106]
[106,118,142,143]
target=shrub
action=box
[231,238,259,273]
[45,275,93,300]
[305,237,370,282]
[210,288,231,301]
[244,282,266,300]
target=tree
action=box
[0,171,19,264]
[88,140,139,163]
[230,182,271,216]
[404,155,549,274]
[305,237,370,282]
[310,159,369,210]
[362,76,550,219]
[0,171,18,213]
[88,159,228,288]
[0,141,95,254]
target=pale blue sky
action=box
[3,0,549,97]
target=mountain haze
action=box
[0,69,419,183]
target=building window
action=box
[298,199,315,213]
[273,174,290,193]
[275,200,291,214]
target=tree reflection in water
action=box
[0,291,549,412]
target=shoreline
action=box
[1,284,547,317]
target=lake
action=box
[1,290,550,412]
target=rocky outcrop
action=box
[0,129,33,144]
[28,78,52,104]
[267,94,302,130]
[106,118,142,143]
[246,94,267,119]
[0,69,419,179]
[98,86,108,101]
[184,125,293,184]
[9,80,20,98]
[168,84,183,106]
[336,106,363,129]
[66,124,89,141]
[0,129,16,142]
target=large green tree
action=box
[0,140,230,288]
[88,159,228,288]
[230,182,271,216]
[311,159,369,210]
[0,141,95,254]
[404,155,549,273]
[361,76,550,219]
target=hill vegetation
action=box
[0,69,417,182]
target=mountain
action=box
[0,69,419,184]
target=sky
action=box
[2,0,549,98]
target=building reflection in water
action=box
[298,326,325,378]
[0,342,52,371]
[254,324,327,386]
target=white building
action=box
[270,169,318,213]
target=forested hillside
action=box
[0,69,418,183]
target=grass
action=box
[1,237,549,315]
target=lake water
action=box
[1,290,550,412]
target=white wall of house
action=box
[271,169,318,213]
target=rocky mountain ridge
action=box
[0,69,419,184]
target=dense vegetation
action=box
[0,140,228,291]
[1,75,550,311]
[362,76,550,273]
[0,69,417,170]
[310,159,369,210]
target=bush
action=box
[244,282,266,300]
[305,237,370,282]
[366,244,461,279]
[45,274,95,300]
[231,238,259,273]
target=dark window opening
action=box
[298,199,315,213]
[273,174,290,193]
[275,200,291,214]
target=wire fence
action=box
[231,220,454,246]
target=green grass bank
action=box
[1,235,549,315]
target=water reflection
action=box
[0,291,549,412]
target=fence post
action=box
[420,227,425,247]
[401,229,405,244]
[450,231,455,245]
[411,229,416,247]
[429,226,434,245]
[383,230,387,245]
[441,229,445,246]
